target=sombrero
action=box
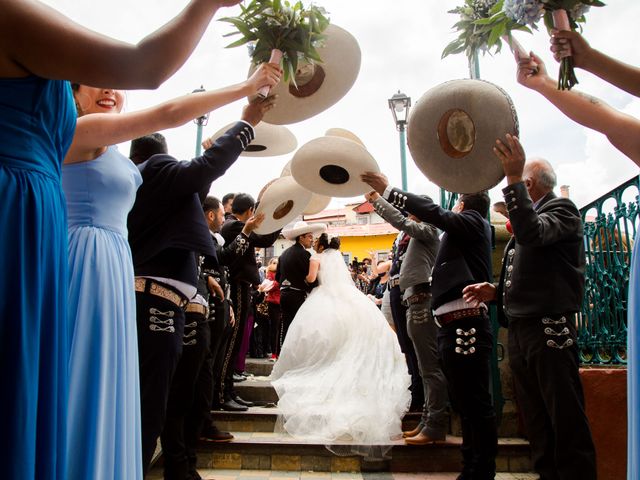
[282,220,327,241]
[280,160,331,215]
[290,128,379,197]
[208,122,297,157]
[407,79,519,193]
[253,176,312,235]
[250,24,361,125]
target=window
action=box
[357,215,369,225]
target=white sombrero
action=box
[209,122,297,157]
[282,220,327,241]
[250,24,361,125]
[253,176,312,235]
[290,128,379,197]
[407,79,519,193]
[281,160,331,215]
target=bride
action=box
[270,233,410,453]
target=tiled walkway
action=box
[147,469,539,479]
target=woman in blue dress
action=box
[63,65,279,479]
[515,29,640,478]
[0,1,248,478]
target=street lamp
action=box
[193,86,210,157]
[388,90,411,191]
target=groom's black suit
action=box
[127,121,254,475]
[276,241,314,345]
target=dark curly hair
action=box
[317,233,340,251]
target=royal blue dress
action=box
[0,77,76,479]
[629,238,639,479]
[63,145,143,479]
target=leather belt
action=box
[389,278,400,288]
[135,278,188,309]
[436,307,484,326]
[185,302,208,317]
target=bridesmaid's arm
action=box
[0,0,241,86]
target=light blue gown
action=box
[629,238,639,479]
[63,146,143,480]
[0,77,76,480]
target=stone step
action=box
[196,431,531,473]
[230,380,522,438]
[149,468,539,479]
[212,408,422,433]
[244,358,276,377]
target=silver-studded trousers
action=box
[507,315,597,480]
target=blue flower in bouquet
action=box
[503,0,545,27]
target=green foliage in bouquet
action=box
[442,0,531,62]
[220,0,330,85]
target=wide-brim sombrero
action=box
[209,122,297,157]
[254,176,312,235]
[290,129,379,197]
[282,220,327,241]
[281,160,331,215]
[249,24,361,125]
[407,79,519,193]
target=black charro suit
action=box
[499,182,596,480]
[127,121,254,475]
[276,242,314,345]
[219,216,280,394]
[385,187,496,479]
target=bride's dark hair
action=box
[317,233,340,250]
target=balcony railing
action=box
[579,176,639,364]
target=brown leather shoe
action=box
[402,423,424,438]
[404,429,446,445]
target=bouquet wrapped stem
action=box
[258,49,283,98]
[552,9,578,90]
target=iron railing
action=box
[579,176,639,364]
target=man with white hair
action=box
[463,134,597,480]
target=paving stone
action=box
[272,455,302,471]
[331,457,361,473]
[242,454,272,470]
[213,453,243,469]
[300,455,333,472]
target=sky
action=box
[44,0,640,211]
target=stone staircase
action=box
[193,359,533,474]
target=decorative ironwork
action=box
[579,176,639,364]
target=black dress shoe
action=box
[232,395,254,407]
[220,398,248,412]
[200,423,234,443]
[233,373,247,382]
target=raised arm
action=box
[0,0,241,88]
[66,64,281,163]
[516,52,640,166]
[366,191,438,241]
[550,30,640,98]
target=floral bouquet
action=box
[220,0,330,97]
[442,0,529,65]
[443,0,605,90]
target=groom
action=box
[276,221,326,345]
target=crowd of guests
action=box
[1,0,639,479]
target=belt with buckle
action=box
[436,307,484,326]
[185,302,208,317]
[389,278,400,288]
[135,278,188,309]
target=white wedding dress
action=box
[270,248,411,454]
